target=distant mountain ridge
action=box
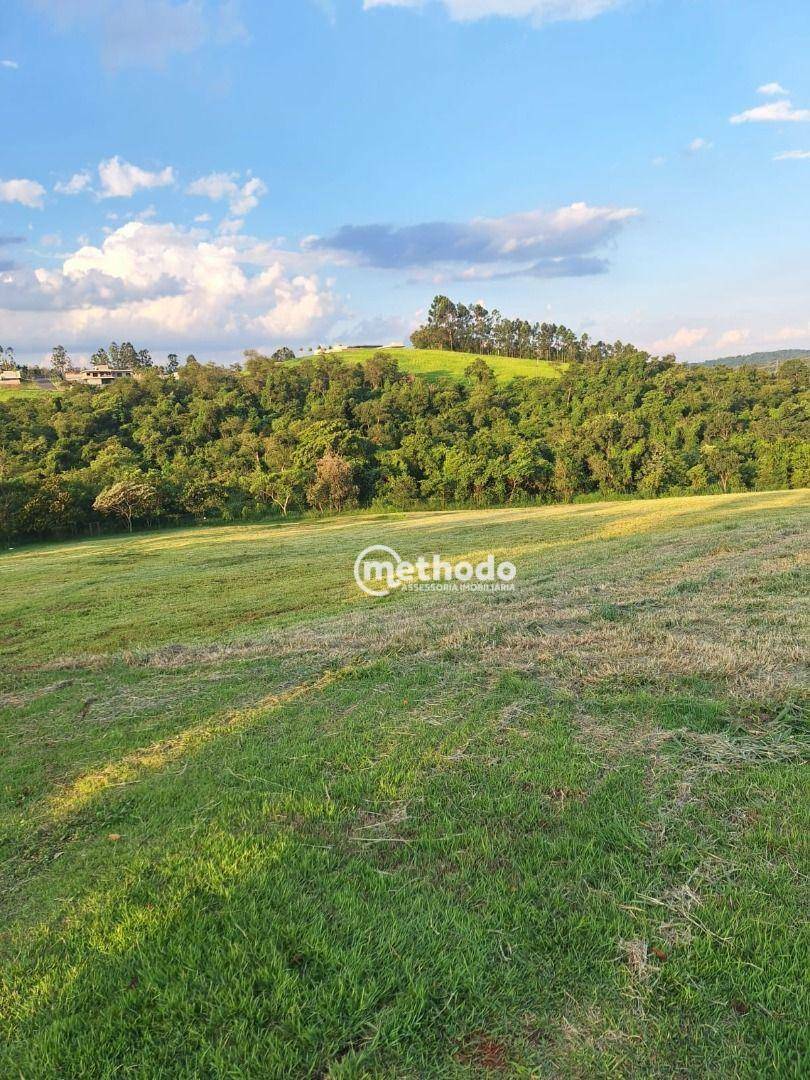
[701,348,810,370]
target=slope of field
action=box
[327,346,563,381]
[1,492,808,1076]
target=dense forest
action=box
[1,340,808,542]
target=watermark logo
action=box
[354,544,517,597]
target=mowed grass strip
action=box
[0,492,808,1077]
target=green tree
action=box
[93,479,160,531]
[701,444,745,493]
[50,345,70,379]
[306,452,357,512]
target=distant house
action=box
[0,369,23,387]
[351,343,404,350]
[65,367,135,387]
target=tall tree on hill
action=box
[50,345,70,378]
[410,296,641,365]
[91,342,152,369]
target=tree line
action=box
[0,344,807,542]
[411,295,663,364]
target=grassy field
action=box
[0,385,52,398]
[1,492,808,1076]
[324,347,562,382]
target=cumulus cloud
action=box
[98,156,176,198]
[731,98,810,124]
[231,177,266,216]
[185,172,237,201]
[53,160,175,199]
[758,82,788,96]
[715,329,749,349]
[54,170,93,195]
[1,59,19,69]
[774,149,810,161]
[651,327,708,354]
[0,178,47,208]
[0,220,338,351]
[29,0,246,70]
[186,172,267,218]
[0,264,185,312]
[775,323,810,342]
[362,0,624,25]
[308,202,638,279]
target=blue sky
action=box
[1,0,809,364]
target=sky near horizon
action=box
[1,0,809,365]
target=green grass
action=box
[321,346,563,382]
[0,384,51,397]
[1,492,808,1076]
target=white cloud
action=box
[41,233,63,248]
[0,220,339,352]
[186,171,240,201]
[0,178,46,209]
[363,0,624,24]
[652,326,708,354]
[1,59,19,69]
[774,149,810,161]
[731,98,810,124]
[186,171,267,217]
[218,217,245,235]
[98,156,175,198]
[54,170,93,195]
[230,176,266,216]
[775,323,810,342]
[30,0,243,70]
[249,272,338,338]
[758,82,788,96]
[686,137,712,153]
[715,329,749,349]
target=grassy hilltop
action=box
[322,346,562,381]
[1,491,808,1076]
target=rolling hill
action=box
[701,348,810,370]
[1,490,808,1076]
[323,346,563,381]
